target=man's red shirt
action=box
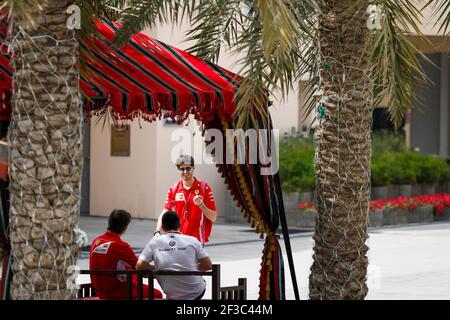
[164,178,216,244]
[89,230,162,299]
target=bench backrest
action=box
[219,278,247,300]
[77,264,246,300]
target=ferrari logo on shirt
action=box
[175,192,185,201]
[93,241,112,254]
[195,189,199,195]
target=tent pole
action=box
[276,175,300,300]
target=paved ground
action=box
[77,216,450,300]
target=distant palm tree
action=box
[115,0,428,299]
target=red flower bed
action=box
[298,201,315,211]
[298,193,450,214]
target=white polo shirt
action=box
[139,231,208,300]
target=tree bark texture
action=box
[309,0,372,300]
[8,0,81,300]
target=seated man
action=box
[137,211,212,300]
[89,209,162,299]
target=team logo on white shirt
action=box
[169,240,176,247]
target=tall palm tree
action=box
[1,0,127,300]
[2,0,82,299]
[115,0,428,299]
[310,0,431,299]
[308,0,373,299]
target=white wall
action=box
[90,118,157,219]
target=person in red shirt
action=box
[155,155,217,245]
[89,209,162,299]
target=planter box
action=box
[433,206,450,221]
[293,205,435,229]
[397,184,412,197]
[436,182,448,194]
[422,183,437,195]
[371,186,388,200]
[411,184,422,196]
[283,191,300,225]
[283,191,317,228]
[387,185,398,199]
[382,206,433,225]
[299,191,313,204]
[286,210,317,228]
[293,210,386,228]
[383,208,409,225]
[283,191,300,209]
[407,205,433,224]
[368,210,383,227]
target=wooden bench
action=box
[77,264,246,300]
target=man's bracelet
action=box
[153,231,161,236]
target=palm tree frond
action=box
[257,0,298,61]
[369,0,428,129]
[185,0,244,63]
[113,0,196,48]
[77,0,127,42]
[423,0,450,34]
[169,0,318,127]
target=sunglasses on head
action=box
[178,166,193,172]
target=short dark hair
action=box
[175,154,194,167]
[161,211,180,231]
[108,209,131,234]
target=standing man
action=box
[137,211,212,300]
[155,155,217,245]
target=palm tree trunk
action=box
[8,0,81,299]
[309,0,372,300]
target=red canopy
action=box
[0,18,239,123]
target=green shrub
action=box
[279,137,315,192]
[279,133,450,192]
[298,175,316,191]
[413,155,442,184]
[440,163,450,182]
[390,166,416,185]
[389,153,417,185]
[371,159,393,186]
[372,131,407,154]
